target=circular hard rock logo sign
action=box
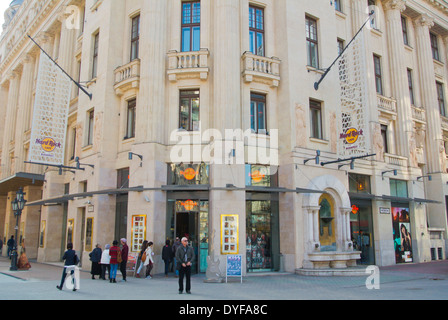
[35,137,61,152]
[340,128,363,145]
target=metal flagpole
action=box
[314,10,375,91]
[27,34,92,100]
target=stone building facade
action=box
[0,0,447,275]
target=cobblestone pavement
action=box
[0,256,447,302]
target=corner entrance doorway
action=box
[167,199,209,274]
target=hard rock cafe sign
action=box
[340,127,364,150]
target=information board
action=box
[226,254,243,283]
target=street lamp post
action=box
[10,187,26,271]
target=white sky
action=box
[0,0,11,28]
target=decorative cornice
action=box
[415,12,435,28]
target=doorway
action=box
[350,201,375,265]
[167,199,209,273]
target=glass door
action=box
[350,202,375,265]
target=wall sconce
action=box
[338,159,355,170]
[382,169,397,180]
[416,175,432,182]
[128,152,143,167]
[304,150,320,165]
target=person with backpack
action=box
[109,240,120,283]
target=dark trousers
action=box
[59,268,75,288]
[178,265,191,292]
[101,264,110,279]
[120,261,127,280]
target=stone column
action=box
[340,207,353,250]
[14,55,36,172]
[1,71,20,178]
[383,0,414,162]
[414,14,442,173]
[304,206,321,252]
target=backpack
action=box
[117,248,122,263]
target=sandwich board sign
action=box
[226,255,242,283]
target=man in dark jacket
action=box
[56,243,78,291]
[162,239,173,277]
[120,238,129,282]
[175,237,195,294]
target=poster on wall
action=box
[131,215,147,252]
[392,207,413,263]
[221,215,238,254]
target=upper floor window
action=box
[130,15,140,61]
[306,16,319,68]
[250,92,267,134]
[92,32,99,79]
[437,81,446,117]
[87,109,95,146]
[179,90,200,131]
[126,99,136,139]
[368,0,378,30]
[430,32,440,61]
[309,99,323,139]
[381,124,388,154]
[249,5,265,56]
[182,1,201,52]
[334,0,342,12]
[407,69,414,105]
[401,16,409,46]
[373,54,383,95]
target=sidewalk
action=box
[0,256,447,300]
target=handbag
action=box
[141,252,147,262]
[117,248,122,263]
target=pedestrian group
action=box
[56,237,195,294]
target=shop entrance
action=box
[350,201,375,265]
[167,199,209,274]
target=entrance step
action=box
[295,266,368,276]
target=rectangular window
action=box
[430,32,440,61]
[181,1,201,52]
[250,92,267,134]
[249,5,265,56]
[87,110,94,145]
[381,124,388,154]
[349,173,371,194]
[70,127,77,160]
[334,0,342,12]
[373,54,383,95]
[306,16,319,68]
[179,90,200,131]
[407,69,414,105]
[437,81,446,116]
[309,99,322,139]
[390,179,408,198]
[92,32,99,79]
[126,99,136,139]
[401,16,409,46]
[368,0,377,29]
[130,15,140,61]
[337,39,344,55]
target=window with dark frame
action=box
[401,15,409,46]
[309,99,323,140]
[381,124,388,154]
[92,32,99,79]
[334,0,342,12]
[250,92,267,134]
[87,109,94,146]
[430,32,440,61]
[373,54,383,95]
[407,69,414,106]
[306,16,319,68]
[126,99,136,139]
[181,1,201,52]
[179,90,200,131]
[70,127,77,160]
[130,15,140,61]
[368,0,377,29]
[249,5,265,56]
[437,81,446,117]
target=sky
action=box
[0,0,11,28]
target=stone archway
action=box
[301,175,360,270]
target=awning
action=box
[0,172,45,196]
[413,198,442,204]
[382,195,413,203]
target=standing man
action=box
[175,237,195,294]
[7,236,15,259]
[120,238,129,282]
[172,237,181,277]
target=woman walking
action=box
[145,241,154,279]
[136,240,148,278]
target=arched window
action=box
[319,195,336,251]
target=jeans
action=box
[164,259,171,275]
[178,265,191,292]
[174,258,179,276]
[110,263,118,280]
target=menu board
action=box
[226,255,243,283]
[131,215,147,252]
[221,214,238,255]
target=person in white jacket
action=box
[145,241,154,279]
[100,244,111,280]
